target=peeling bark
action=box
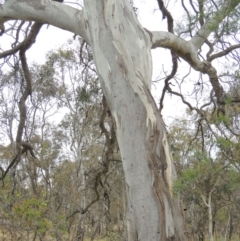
[82,1,185,240]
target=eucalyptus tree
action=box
[47,43,119,239]
[0,52,67,238]
[1,0,240,240]
[170,113,240,241]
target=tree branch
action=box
[68,96,116,217]
[0,23,40,181]
[0,0,88,42]
[208,44,240,61]
[155,0,179,112]
[151,31,225,111]
[151,32,206,71]
[156,0,174,32]
[0,22,42,58]
[190,0,240,50]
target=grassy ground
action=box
[1,230,239,241]
[0,230,122,241]
[0,235,113,241]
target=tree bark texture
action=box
[83,1,185,240]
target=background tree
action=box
[0,41,124,240]
[170,113,240,241]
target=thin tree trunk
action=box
[224,214,230,241]
[208,193,213,241]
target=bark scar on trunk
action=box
[162,132,173,195]
[148,126,168,185]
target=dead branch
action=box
[21,141,36,158]
[0,22,42,181]
[0,22,43,59]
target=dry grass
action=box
[0,229,117,241]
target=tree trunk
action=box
[228,213,234,241]
[208,193,214,241]
[83,1,185,240]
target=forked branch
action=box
[0,23,41,181]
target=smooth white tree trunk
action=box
[83,1,185,240]
[201,192,214,241]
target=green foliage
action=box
[226,169,240,191]
[174,168,199,194]
[212,112,231,125]
[46,49,74,64]
[106,232,123,241]
[216,137,232,149]
[77,86,91,102]
[13,196,52,234]
[170,108,240,239]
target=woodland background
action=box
[0,39,240,241]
